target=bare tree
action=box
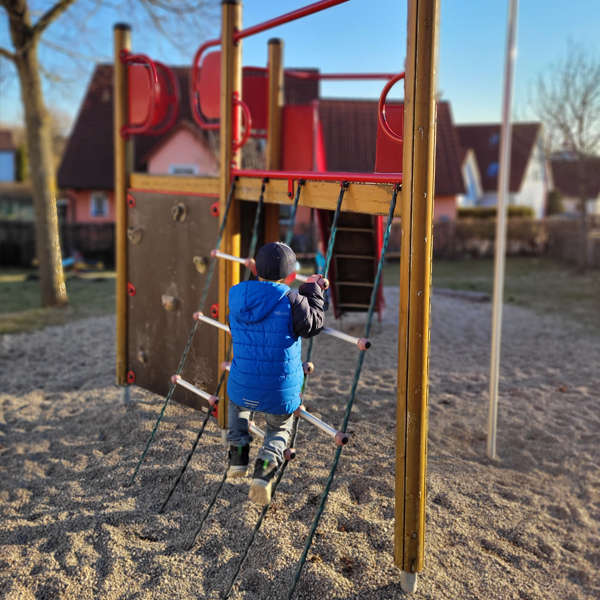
[531,43,600,271]
[0,0,217,307]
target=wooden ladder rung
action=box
[335,281,374,287]
[335,254,375,260]
[339,303,372,308]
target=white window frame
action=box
[90,191,109,218]
[168,164,200,176]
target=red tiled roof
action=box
[58,64,320,190]
[551,157,600,199]
[456,123,541,193]
[0,129,16,151]
[318,100,465,196]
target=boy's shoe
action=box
[249,458,278,505]
[227,445,250,478]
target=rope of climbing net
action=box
[284,180,305,247]
[285,184,399,600]
[127,180,237,487]
[220,183,347,597]
[158,180,269,510]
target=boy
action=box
[226,242,326,505]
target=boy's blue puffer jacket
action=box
[227,280,304,415]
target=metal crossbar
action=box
[285,184,399,600]
[127,180,236,487]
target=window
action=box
[90,192,108,217]
[486,162,499,177]
[169,164,199,175]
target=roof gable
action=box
[456,122,542,193]
[318,99,465,196]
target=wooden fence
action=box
[0,221,115,268]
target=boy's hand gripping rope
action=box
[285,184,399,600]
[127,180,237,487]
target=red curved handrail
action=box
[232,95,252,151]
[120,51,159,138]
[378,71,405,144]
[149,61,180,136]
[190,39,220,131]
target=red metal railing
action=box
[233,0,349,42]
[232,169,402,185]
[378,72,406,144]
[285,71,397,80]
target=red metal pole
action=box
[285,71,398,80]
[234,0,349,41]
[232,168,402,185]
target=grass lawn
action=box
[1,258,598,335]
[383,257,600,334]
[0,271,116,335]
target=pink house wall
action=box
[67,189,115,223]
[433,195,457,221]
[147,129,218,176]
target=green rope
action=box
[323,184,347,279]
[187,466,229,551]
[158,341,233,513]
[127,180,237,487]
[284,180,304,247]
[285,185,399,600]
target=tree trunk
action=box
[13,41,67,307]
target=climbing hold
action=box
[210,303,219,318]
[127,370,136,384]
[193,256,208,274]
[303,362,314,375]
[162,295,179,311]
[172,202,187,222]
[127,194,136,208]
[127,226,143,244]
[211,202,220,217]
[127,282,136,297]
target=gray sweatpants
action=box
[227,399,294,466]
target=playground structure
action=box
[115,0,439,595]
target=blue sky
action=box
[1,0,599,128]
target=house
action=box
[316,99,465,221]
[0,181,34,220]
[0,129,17,183]
[456,123,550,218]
[551,157,600,216]
[57,64,318,223]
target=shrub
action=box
[457,206,535,219]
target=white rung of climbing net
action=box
[195,312,368,350]
[211,250,256,274]
[322,326,371,351]
[193,312,231,333]
[170,374,219,406]
[294,406,348,446]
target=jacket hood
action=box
[229,281,290,324]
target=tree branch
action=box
[0,46,16,62]
[32,0,79,40]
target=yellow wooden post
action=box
[114,23,132,387]
[217,0,243,430]
[264,38,284,243]
[395,0,440,592]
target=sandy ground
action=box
[1,288,599,600]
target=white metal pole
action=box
[488,0,519,459]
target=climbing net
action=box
[127,177,400,598]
